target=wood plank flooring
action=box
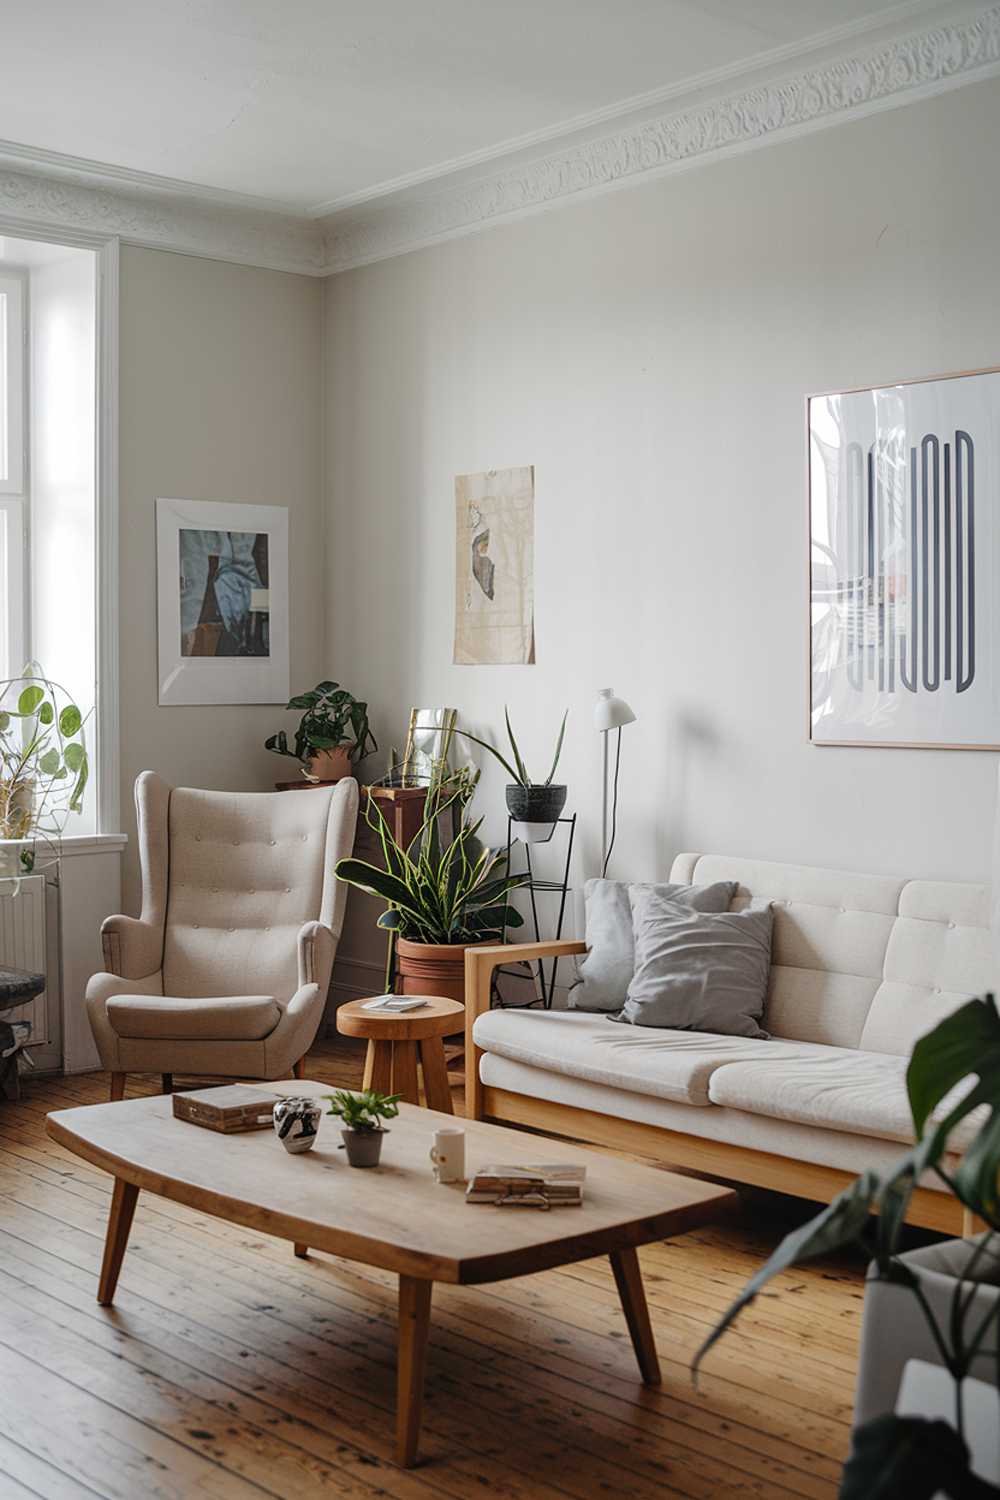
[0,1035,869,1499]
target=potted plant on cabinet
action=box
[418,707,569,843]
[265,680,377,783]
[694,994,1000,1498]
[334,771,529,1002]
[325,1088,401,1167]
[0,667,90,877]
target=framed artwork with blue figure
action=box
[809,366,1000,748]
[157,498,289,705]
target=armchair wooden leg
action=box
[294,1243,309,1258]
[109,1072,126,1102]
[292,1057,305,1080]
[161,1074,173,1094]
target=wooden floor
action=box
[0,1035,870,1499]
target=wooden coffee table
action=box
[47,1082,735,1467]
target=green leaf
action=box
[63,742,85,772]
[334,858,421,911]
[838,1415,976,1500]
[377,909,402,930]
[953,1107,1000,1225]
[544,709,569,786]
[17,685,44,715]
[0,712,9,731]
[38,748,61,775]
[505,706,529,785]
[58,704,82,737]
[693,1171,880,1380]
[907,995,1000,1136]
[68,753,88,812]
[38,702,54,725]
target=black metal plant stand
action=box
[493,813,576,1010]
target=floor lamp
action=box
[594,688,636,877]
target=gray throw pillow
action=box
[614,887,773,1037]
[569,877,737,1012]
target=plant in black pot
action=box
[265,680,377,783]
[324,1088,401,1167]
[422,708,569,843]
[694,994,1000,1498]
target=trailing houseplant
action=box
[334,770,529,1002]
[325,1088,401,1167]
[0,667,90,876]
[418,707,569,840]
[266,680,377,782]
[694,994,1000,1498]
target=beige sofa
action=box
[466,853,993,1235]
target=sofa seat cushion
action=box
[106,993,281,1042]
[473,1009,821,1107]
[708,1048,980,1150]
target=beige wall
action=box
[323,78,1000,898]
[119,247,323,904]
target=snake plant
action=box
[334,775,528,944]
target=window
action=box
[0,271,26,677]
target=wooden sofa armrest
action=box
[464,941,587,1120]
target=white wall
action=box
[29,248,97,833]
[323,77,1000,902]
[119,247,324,903]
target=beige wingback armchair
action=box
[87,771,359,1100]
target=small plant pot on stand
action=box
[505,784,567,844]
[341,1126,386,1167]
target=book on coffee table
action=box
[172,1084,280,1133]
[465,1162,586,1207]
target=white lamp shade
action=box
[594,687,636,732]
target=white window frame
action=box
[0,496,25,676]
[0,270,26,497]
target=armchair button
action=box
[269,839,277,846]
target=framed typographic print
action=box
[809,367,1000,748]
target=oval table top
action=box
[45,1082,735,1285]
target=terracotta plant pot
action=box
[395,937,489,1006]
[307,746,352,781]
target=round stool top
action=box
[0,966,45,1013]
[337,994,464,1041]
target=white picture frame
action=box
[156,498,289,706]
[809,366,1000,749]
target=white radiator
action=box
[0,874,48,1045]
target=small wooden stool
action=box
[336,996,463,1113]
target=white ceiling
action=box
[0,0,942,215]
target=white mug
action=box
[430,1127,465,1183]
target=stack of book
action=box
[465,1163,585,1208]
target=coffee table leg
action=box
[396,1275,433,1466]
[98,1178,139,1306]
[610,1246,661,1385]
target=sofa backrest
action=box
[670,853,992,1055]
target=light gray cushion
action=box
[614,888,774,1038]
[569,877,737,1012]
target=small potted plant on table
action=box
[325,1089,401,1167]
[266,680,377,783]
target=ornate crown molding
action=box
[0,165,324,275]
[0,6,996,277]
[321,3,1000,273]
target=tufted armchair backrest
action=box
[155,778,356,1001]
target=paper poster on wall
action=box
[156,497,289,705]
[809,367,1000,747]
[454,466,535,665]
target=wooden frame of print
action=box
[156,498,289,706]
[807,364,1000,750]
